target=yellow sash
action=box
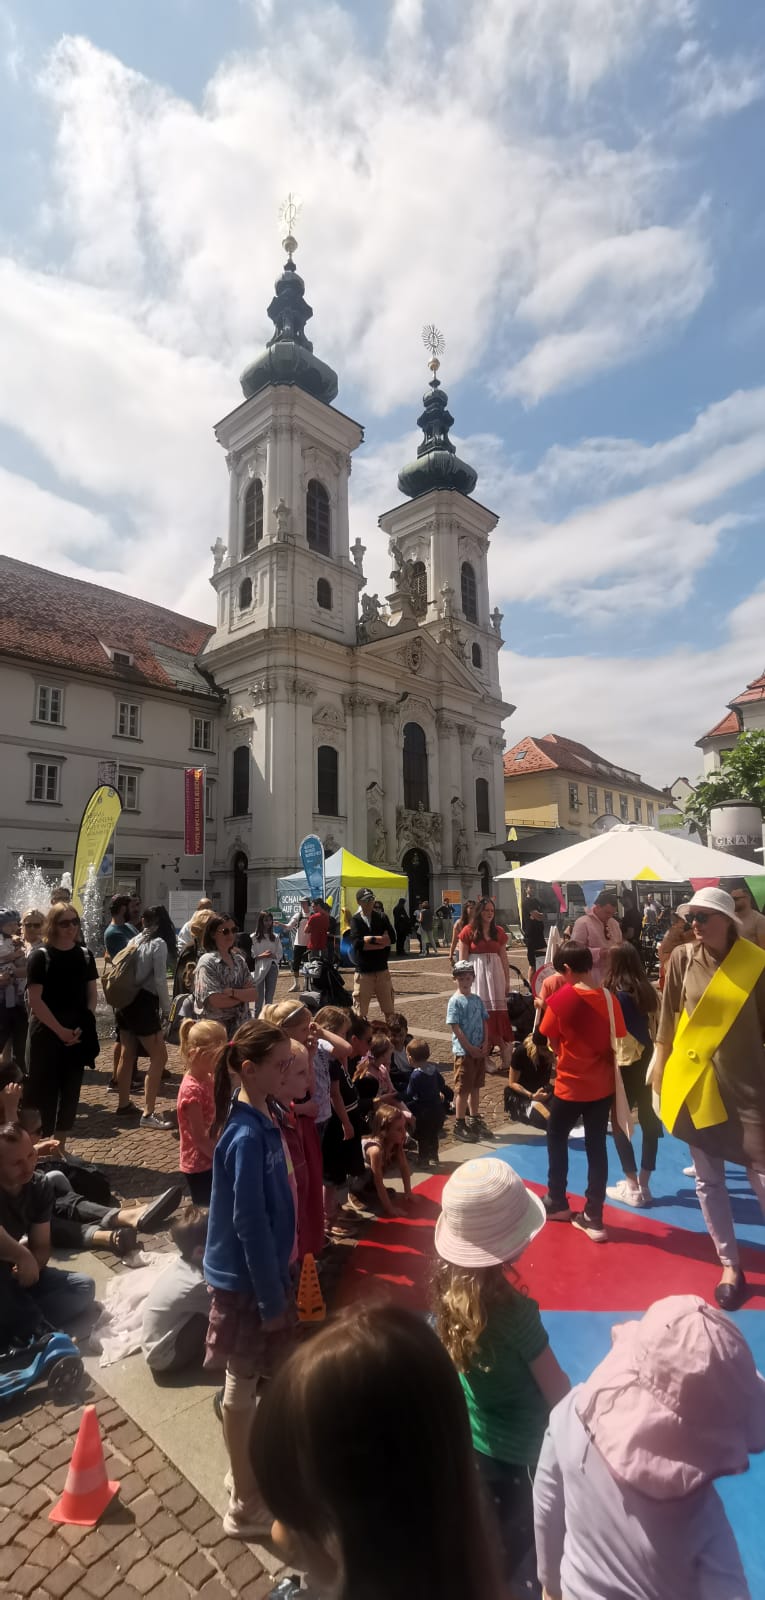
[661,939,765,1134]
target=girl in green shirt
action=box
[433,1157,569,1583]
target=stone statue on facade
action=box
[454,826,469,868]
[274,499,293,542]
[211,537,227,573]
[371,814,388,865]
[361,592,382,624]
[351,537,366,576]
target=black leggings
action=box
[612,1046,662,1175]
[475,1453,536,1580]
[186,1169,213,1205]
[547,1093,612,1223]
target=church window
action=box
[403,722,429,811]
[243,477,263,553]
[461,561,478,623]
[316,578,333,611]
[471,642,482,669]
[306,479,331,555]
[410,560,427,618]
[239,577,253,610]
[232,746,250,816]
[475,777,490,833]
[317,745,339,816]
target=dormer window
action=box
[102,644,134,668]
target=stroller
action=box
[302,951,353,1010]
[505,965,536,1041]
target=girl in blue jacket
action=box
[203,1017,294,1541]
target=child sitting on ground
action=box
[505,1033,554,1127]
[434,1158,569,1583]
[177,1018,227,1206]
[446,960,491,1144]
[362,1104,415,1218]
[534,1295,763,1600]
[405,1038,449,1165]
[142,1204,211,1374]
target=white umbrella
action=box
[496,824,765,885]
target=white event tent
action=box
[496,824,765,888]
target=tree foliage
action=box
[683,730,765,829]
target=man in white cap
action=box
[651,885,765,1312]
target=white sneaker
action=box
[140,1110,172,1130]
[222,1495,273,1540]
[606,1180,645,1208]
[683,1165,696,1178]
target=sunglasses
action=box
[689,911,715,926]
[57,917,80,928]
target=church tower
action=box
[377,334,503,695]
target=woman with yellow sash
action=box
[652,886,765,1312]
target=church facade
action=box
[0,237,512,925]
[202,234,513,918]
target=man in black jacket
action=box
[349,888,395,1022]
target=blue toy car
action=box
[0,1329,85,1406]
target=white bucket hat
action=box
[686,886,743,930]
[435,1157,546,1268]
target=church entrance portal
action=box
[233,851,248,929]
[403,848,431,916]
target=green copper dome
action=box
[240,254,338,405]
[397,376,477,499]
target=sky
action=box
[1,0,764,785]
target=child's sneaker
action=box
[467,1115,494,1142]
[605,1180,645,1207]
[571,1211,608,1243]
[542,1195,572,1222]
[223,1494,273,1540]
[140,1110,173,1130]
[453,1118,478,1143]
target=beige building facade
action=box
[504,733,665,839]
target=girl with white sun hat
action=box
[433,1157,569,1582]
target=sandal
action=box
[109,1225,137,1257]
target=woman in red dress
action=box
[458,898,513,1069]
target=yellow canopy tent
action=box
[276,848,408,929]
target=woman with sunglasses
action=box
[25,903,99,1144]
[193,915,258,1039]
[21,909,45,956]
[651,886,765,1311]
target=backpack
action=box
[101,938,143,1010]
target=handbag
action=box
[603,988,635,1138]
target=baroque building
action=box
[201,231,512,917]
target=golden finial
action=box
[422,323,445,376]
[279,192,301,258]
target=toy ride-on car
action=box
[0,1326,85,1407]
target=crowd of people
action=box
[1,869,765,1594]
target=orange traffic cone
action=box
[296,1251,326,1323]
[49,1405,120,1527]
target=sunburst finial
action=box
[279,192,301,258]
[422,323,445,376]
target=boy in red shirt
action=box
[539,941,625,1243]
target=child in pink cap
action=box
[533,1294,765,1600]
[433,1157,569,1583]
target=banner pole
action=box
[202,767,207,898]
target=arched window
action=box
[238,577,252,610]
[471,642,482,669]
[475,776,490,833]
[243,477,263,553]
[316,578,332,611]
[232,746,250,816]
[317,745,339,816]
[306,479,331,555]
[410,560,427,618]
[403,722,429,811]
[461,561,478,623]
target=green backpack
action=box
[101,938,143,1010]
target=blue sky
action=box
[0,0,763,780]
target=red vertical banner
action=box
[184,768,204,855]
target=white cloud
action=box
[674,46,765,124]
[499,584,765,786]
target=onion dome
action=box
[398,325,477,498]
[240,231,338,405]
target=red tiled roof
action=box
[0,556,216,695]
[503,733,665,798]
[730,671,765,708]
[698,709,740,742]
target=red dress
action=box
[459,926,513,1047]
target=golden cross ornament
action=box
[422,323,445,374]
[279,192,301,256]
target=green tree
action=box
[683,730,765,830]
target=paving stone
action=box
[194,1518,227,1548]
[81,1563,122,1599]
[41,1556,87,1597]
[179,1501,212,1534]
[225,1549,264,1590]
[142,1511,181,1549]
[77,1527,134,1568]
[131,1490,163,1527]
[115,1470,145,1505]
[0,1511,24,1546]
[213,1536,248,1571]
[110,1423,142,1450]
[0,1545,27,1581]
[133,1448,166,1480]
[154,1531,197,1570]
[148,1467,181,1495]
[128,1556,167,1596]
[0,1425,28,1447]
[43,1439,80,1470]
[18,1461,51,1489]
[0,1481,28,1508]
[162,1483,197,1517]
[0,1455,20,1486]
[21,1534,63,1574]
[35,1425,65,1449]
[56,1524,90,1548]
[11,1437,44,1466]
[197,1582,233,1600]
[177,1551,217,1589]
[19,1485,53,1519]
[14,1565,49,1598]
[148,1580,190,1600]
[240,1577,279,1600]
[119,1435,154,1464]
[16,1519,56,1552]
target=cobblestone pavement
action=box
[0,1388,282,1600]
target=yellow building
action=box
[504,733,666,838]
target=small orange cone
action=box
[49,1405,120,1527]
[296,1251,326,1323]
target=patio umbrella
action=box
[496,823,765,889]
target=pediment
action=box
[357,623,485,694]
